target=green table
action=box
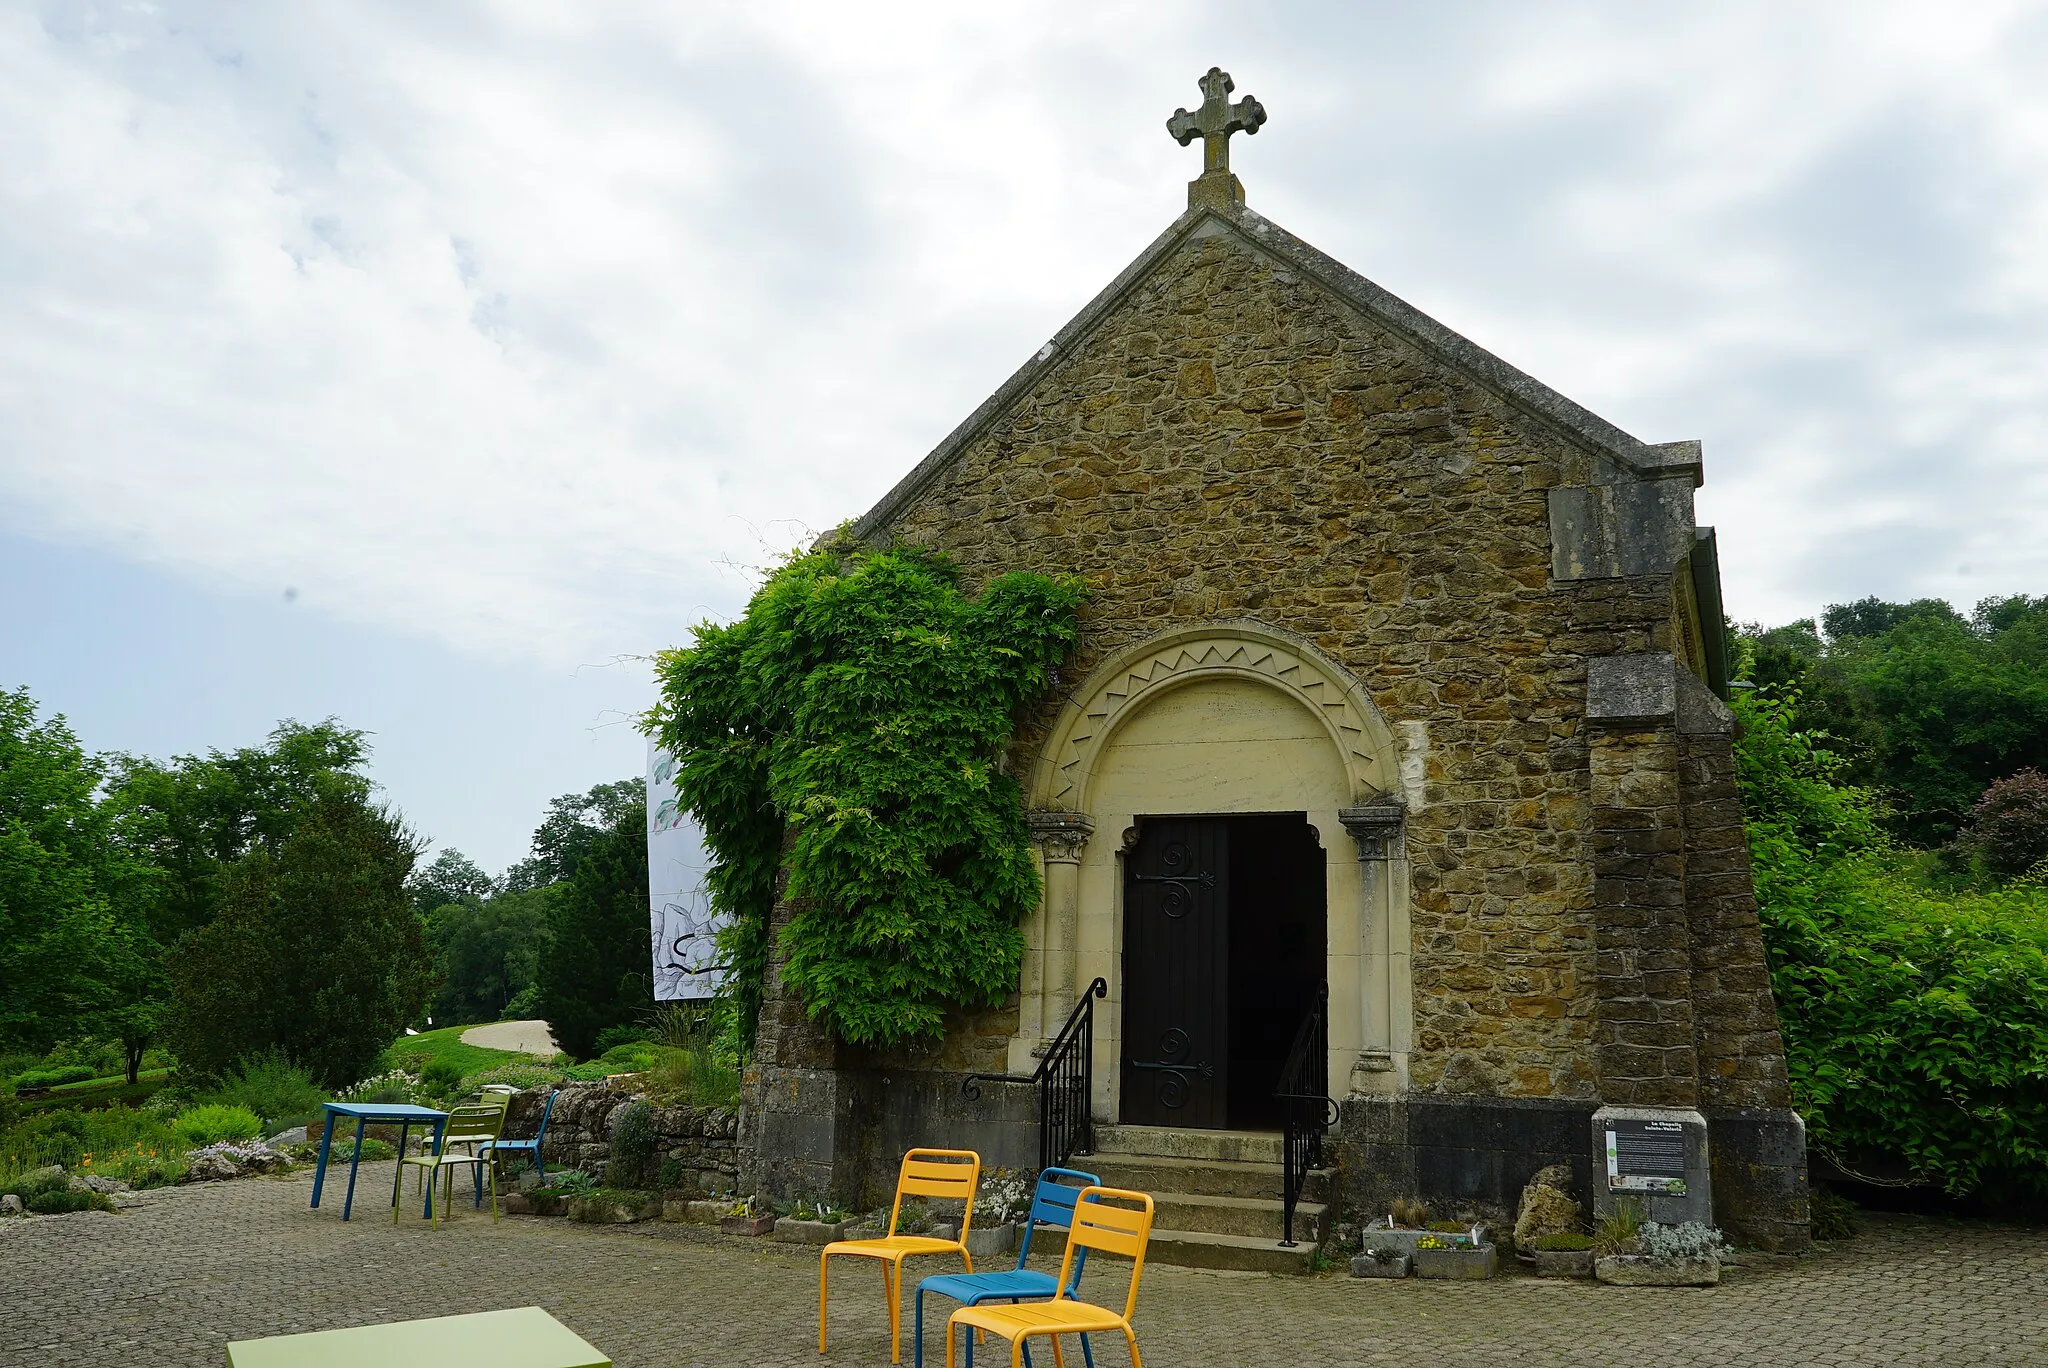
[225,1306,608,1367]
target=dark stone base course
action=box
[1338,1094,1810,1252]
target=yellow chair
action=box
[397,1101,506,1228]
[819,1148,981,1364]
[944,1186,1154,1368]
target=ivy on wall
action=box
[646,544,1085,1048]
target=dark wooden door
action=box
[1120,817,1229,1128]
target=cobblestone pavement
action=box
[4,1163,2047,1367]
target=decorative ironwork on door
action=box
[1121,817,1229,1128]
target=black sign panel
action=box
[1605,1118,1688,1193]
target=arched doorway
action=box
[1020,623,1410,1127]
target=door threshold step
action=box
[1082,1151,1337,1201]
[1147,1227,1320,1274]
[1093,1125,1290,1164]
[1152,1191,1326,1242]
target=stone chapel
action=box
[738,68,1809,1264]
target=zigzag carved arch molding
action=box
[1028,622,1399,812]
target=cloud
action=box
[3,0,2046,665]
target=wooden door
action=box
[1120,817,1229,1128]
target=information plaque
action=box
[1605,1117,1689,1194]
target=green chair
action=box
[399,1101,507,1227]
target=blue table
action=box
[310,1102,450,1221]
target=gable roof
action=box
[849,201,1700,542]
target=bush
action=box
[419,1060,466,1098]
[1809,1187,1860,1240]
[210,1051,327,1131]
[593,1024,653,1055]
[12,1065,95,1090]
[607,1099,657,1189]
[28,1187,110,1214]
[334,1070,423,1106]
[1958,769,2048,879]
[174,1103,262,1147]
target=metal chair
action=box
[944,1187,1155,1368]
[820,1148,981,1364]
[397,1101,506,1227]
[914,1167,1101,1368]
[476,1085,557,1188]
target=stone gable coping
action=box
[848,201,1702,543]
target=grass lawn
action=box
[381,1023,538,1079]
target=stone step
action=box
[1081,1151,1335,1204]
[1153,1191,1325,1242]
[1092,1125,1286,1165]
[1027,1225,1318,1275]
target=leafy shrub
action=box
[1957,769,2048,879]
[1532,1232,1594,1252]
[647,545,1086,1047]
[593,1024,653,1055]
[210,1051,327,1131]
[1808,1187,1859,1240]
[607,1099,658,1189]
[1739,692,2048,1198]
[28,1187,109,1214]
[174,1103,262,1147]
[419,1060,466,1098]
[12,1065,96,1090]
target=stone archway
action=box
[1015,622,1412,1115]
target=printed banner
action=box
[647,740,725,1001]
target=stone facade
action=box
[741,194,1807,1248]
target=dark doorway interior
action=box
[1119,812,1325,1131]
[1225,815,1327,1130]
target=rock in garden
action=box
[74,1176,130,1194]
[2,1194,23,1216]
[25,1165,64,1187]
[1512,1164,1580,1251]
[184,1151,245,1183]
[266,1126,308,1147]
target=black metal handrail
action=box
[1272,981,1337,1247]
[964,977,1108,1173]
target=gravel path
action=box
[457,1019,560,1056]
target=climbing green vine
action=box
[645,544,1085,1048]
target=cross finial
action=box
[1168,66,1266,210]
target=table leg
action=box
[390,1123,411,1215]
[423,1119,447,1220]
[342,1122,367,1221]
[309,1111,338,1209]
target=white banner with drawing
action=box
[647,741,726,1001]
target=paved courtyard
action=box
[4,1162,2046,1367]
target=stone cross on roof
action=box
[1168,66,1267,211]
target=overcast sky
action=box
[5,2,2046,873]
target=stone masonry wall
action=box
[508,1082,740,1195]
[876,226,1693,1100]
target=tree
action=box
[505,780,645,890]
[426,884,556,1025]
[166,791,434,1087]
[408,847,495,916]
[536,784,651,1059]
[0,688,144,1055]
[1957,769,2048,879]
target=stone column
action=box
[1025,810,1094,1058]
[1339,799,1404,1091]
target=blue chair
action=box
[914,1167,1101,1368]
[477,1086,557,1188]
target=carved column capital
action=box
[1026,809,1095,864]
[1338,800,1405,861]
